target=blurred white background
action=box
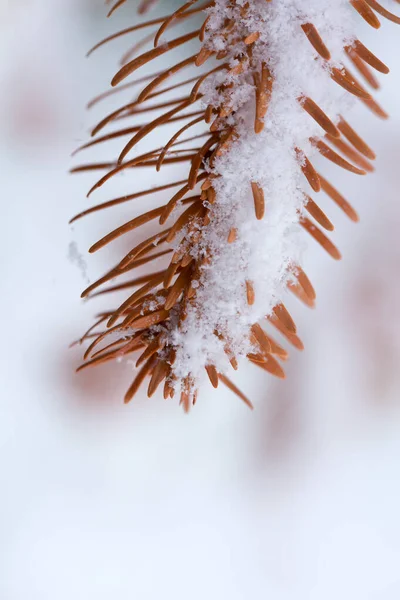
[1,1,400,598]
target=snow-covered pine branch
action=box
[72,0,398,409]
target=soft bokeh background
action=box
[1,1,400,598]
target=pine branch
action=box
[72,0,399,410]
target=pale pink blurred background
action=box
[1,1,400,598]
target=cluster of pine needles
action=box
[71,0,399,410]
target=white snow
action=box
[170,0,357,388]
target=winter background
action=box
[1,1,400,598]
